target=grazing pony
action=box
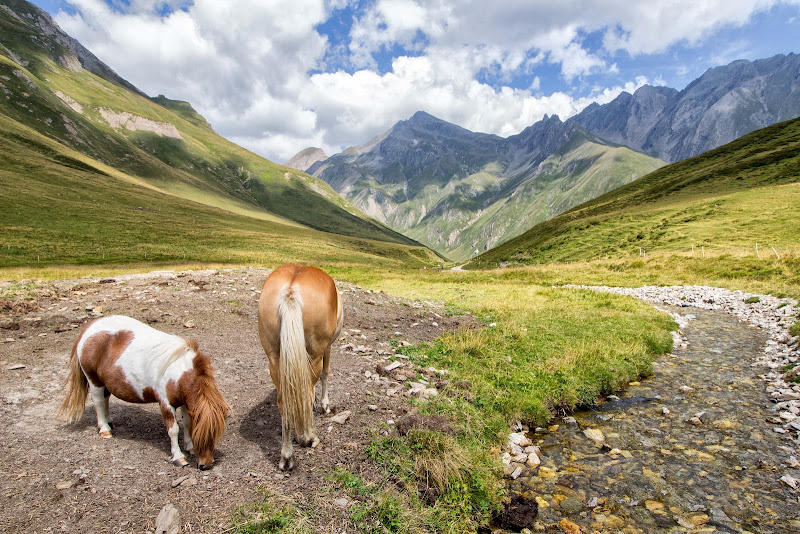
[257,265,343,470]
[58,315,229,469]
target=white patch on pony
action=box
[78,315,194,402]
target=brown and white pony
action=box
[58,315,230,469]
[257,265,343,470]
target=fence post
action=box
[692,244,694,256]
[756,242,759,257]
[772,247,781,259]
[702,246,705,258]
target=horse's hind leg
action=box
[320,346,331,414]
[89,384,112,438]
[279,414,294,471]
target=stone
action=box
[332,498,349,508]
[154,503,180,534]
[558,518,581,533]
[780,474,798,489]
[712,420,740,430]
[560,498,582,513]
[171,475,190,488]
[330,410,351,424]
[688,514,710,526]
[509,432,532,447]
[602,514,625,529]
[384,361,404,372]
[645,500,664,511]
[583,428,605,443]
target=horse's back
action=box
[258,265,340,353]
[76,315,188,402]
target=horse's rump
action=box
[258,265,342,445]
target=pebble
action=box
[332,498,350,508]
[170,475,190,488]
[582,428,604,443]
[330,410,351,424]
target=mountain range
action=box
[297,53,800,261]
[3,0,799,269]
[305,113,664,260]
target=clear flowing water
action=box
[508,307,800,533]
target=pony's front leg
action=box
[162,405,188,467]
[89,384,113,438]
[177,406,194,456]
[279,414,294,471]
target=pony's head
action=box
[185,348,230,470]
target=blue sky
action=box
[29,0,800,163]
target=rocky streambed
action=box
[500,286,800,533]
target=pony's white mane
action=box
[153,337,195,378]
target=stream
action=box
[507,307,800,533]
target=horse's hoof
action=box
[99,431,112,439]
[278,457,294,471]
[311,438,321,449]
[173,457,189,468]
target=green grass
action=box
[319,265,677,531]
[471,116,800,268]
[0,115,439,271]
[230,490,310,534]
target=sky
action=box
[29,0,800,164]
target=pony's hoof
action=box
[279,457,294,471]
[99,431,112,439]
[311,437,321,449]
[173,457,189,468]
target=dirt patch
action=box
[0,268,477,533]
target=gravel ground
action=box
[0,268,476,533]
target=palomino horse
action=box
[257,265,343,470]
[58,315,230,469]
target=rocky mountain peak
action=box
[284,147,328,173]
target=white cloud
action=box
[45,0,800,163]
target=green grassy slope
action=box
[439,139,665,260]
[0,113,439,269]
[0,0,417,247]
[470,116,800,268]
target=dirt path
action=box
[0,268,475,533]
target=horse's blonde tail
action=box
[278,285,314,443]
[57,340,88,422]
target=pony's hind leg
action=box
[279,414,294,471]
[320,346,332,414]
[89,384,113,438]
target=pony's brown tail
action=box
[57,340,88,422]
[277,285,315,443]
